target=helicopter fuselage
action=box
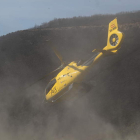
[46,61,88,102]
[45,52,103,102]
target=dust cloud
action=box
[0,21,140,140]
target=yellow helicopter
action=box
[43,18,124,102]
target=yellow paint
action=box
[46,18,124,102]
[112,38,116,42]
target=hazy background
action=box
[0,1,140,140]
[0,0,140,36]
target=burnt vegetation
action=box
[0,11,140,139]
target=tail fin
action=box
[93,18,124,54]
[104,18,124,53]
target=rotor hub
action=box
[112,38,116,42]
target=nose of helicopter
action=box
[45,89,57,102]
[45,89,52,101]
[46,93,57,103]
[46,94,50,101]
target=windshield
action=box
[45,79,56,94]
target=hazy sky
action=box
[0,0,140,36]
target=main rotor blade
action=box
[24,65,63,91]
[46,39,64,64]
[52,47,63,64]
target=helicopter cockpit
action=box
[45,78,56,94]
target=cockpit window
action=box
[45,79,56,94]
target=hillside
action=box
[0,13,140,140]
[37,11,140,28]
